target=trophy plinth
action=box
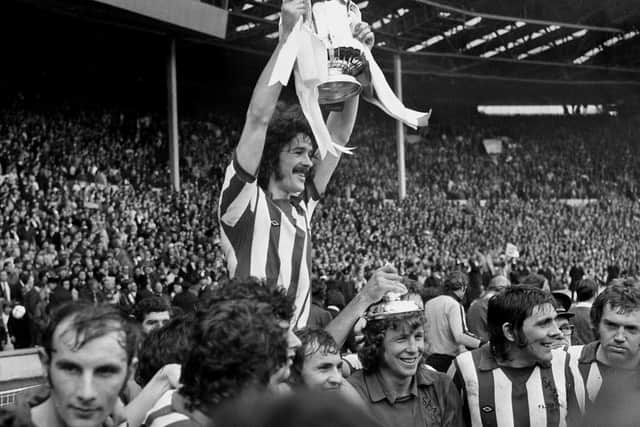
[366,292,423,321]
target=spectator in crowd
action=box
[11,302,137,427]
[568,283,640,426]
[290,328,343,391]
[1,300,12,350]
[216,0,374,330]
[171,281,199,314]
[307,279,333,329]
[450,286,580,426]
[569,278,597,345]
[424,271,483,372]
[133,296,171,336]
[466,275,510,342]
[348,307,463,427]
[551,291,574,350]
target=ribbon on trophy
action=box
[269,0,431,159]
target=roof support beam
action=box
[413,0,624,33]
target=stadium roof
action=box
[225,0,640,107]
[7,0,640,108]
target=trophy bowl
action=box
[318,46,367,104]
[366,291,423,321]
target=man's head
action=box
[444,271,468,300]
[591,284,640,369]
[551,292,574,350]
[136,313,195,387]
[202,277,298,390]
[290,328,342,391]
[40,302,137,427]
[486,275,510,294]
[257,103,315,197]
[179,299,289,413]
[133,296,171,335]
[488,286,560,365]
[576,278,598,303]
[359,312,425,379]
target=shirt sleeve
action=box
[446,299,482,349]
[218,152,258,227]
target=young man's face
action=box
[45,320,130,427]
[301,348,343,390]
[274,133,314,196]
[516,303,561,364]
[141,311,171,335]
[597,303,640,368]
[380,323,425,380]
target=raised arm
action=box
[235,0,308,176]
[325,264,406,348]
[313,22,374,194]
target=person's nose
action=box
[288,329,301,350]
[549,320,562,338]
[327,367,343,387]
[614,326,627,343]
[77,373,97,403]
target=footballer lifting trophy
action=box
[270,0,431,158]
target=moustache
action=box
[293,165,311,174]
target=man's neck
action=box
[496,348,539,369]
[31,398,65,427]
[378,366,413,398]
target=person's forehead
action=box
[285,133,313,150]
[52,324,128,365]
[386,322,424,338]
[602,303,640,325]
[305,349,341,365]
[527,303,556,321]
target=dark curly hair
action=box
[290,327,340,386]
[132,295,171,324]
[179,298,288,411]
[591,283,640,332]
[256,102,314,190]
[135,313,195,387]
[487,286,555,362]
[200,276,294,323]
[358,312,425,373]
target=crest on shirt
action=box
[481,405,494,413]
[271,219,280,227]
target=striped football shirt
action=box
[142,390,198,427]
[450,345,581,427]
[218,154,319,328]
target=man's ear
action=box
[502,322,516,343]
[127,357,139,383]
[38,347,50,378]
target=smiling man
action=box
[567,283,640,426]
[14,303,137,427]
[218,0,375,329]
[450,286,581,427]
[290,327,344,391]
[348,310,463,427]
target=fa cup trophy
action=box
[270,0,431,158]
[310,0,368,104]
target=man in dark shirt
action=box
[568,278,597,345]
[348,301,463,427]
[172,280,199,313]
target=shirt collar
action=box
[363,366,435,404]
[579,341,600,364]
[477,344,551,371]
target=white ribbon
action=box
[269,11,430,159]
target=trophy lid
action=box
[366,291,423,321]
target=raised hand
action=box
[281,0,308,40]
[352,21,375,50]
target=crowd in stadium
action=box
[1,0,640,425]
